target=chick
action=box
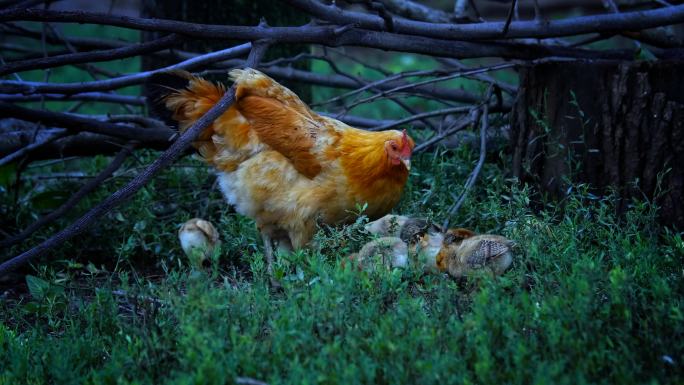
[436,234,514,277]
[178,218,220,267]
[348,237,409,271]
[407,226,445,273]
[399,218,443,244]
[443,228,477,245]
[364,214,409,238]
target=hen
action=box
[151,68,414,272]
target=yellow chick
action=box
[436,234,514,277]
[178,218,220,267]
[347,237,409,272]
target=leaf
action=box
[25,275,50,300]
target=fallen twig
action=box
[0,143,135,249]
[442,86,494,230]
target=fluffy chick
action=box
[364,214,409,238]
[365,214,443,240]
[436,234,514,277]
[399,218,443,244]
[347,237,408,271]
[364,215,445,272]
[178,218,220,266]
[443,228,477,245]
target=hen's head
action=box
[384,129,415,171]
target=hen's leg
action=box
[261,232,283,289]
[261,232,274,276]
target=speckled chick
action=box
[399,218,443,244]
[178,218,220,265]
[364,214,409,238]
[436,234,514,277]
[348,237,409,271]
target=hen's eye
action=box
[391,144,398,151]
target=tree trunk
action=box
[511,60,684,229]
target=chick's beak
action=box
[400,157,411,171]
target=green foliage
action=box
[1,145,683,385]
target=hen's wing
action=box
[229,68,338,179]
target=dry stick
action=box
[0,42,270,277]
[369,106,472,131]
[285,0,684,41]
[0,42,252,94]
[0,92,145,105]
[211,64,485,106]
[0,9,636,61]
[0,143,135,249]
[442,95,491,231]
[0,33,181,76]
[319,47,438,130]
[0,102,173,142]
[312,69,452,107]
[413,111,477,153]
[501,0,518,36]
[0,128,68,166]
[345,63,515,111]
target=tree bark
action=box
[511,60,684,229]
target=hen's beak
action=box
[400,157,411,171]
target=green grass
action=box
[1,144,682,385]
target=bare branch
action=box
[413,112,476,153]
[343,62,514,111]
[0,33,181,76]
[442,90,493,230]
[0,42,269,277]
[0,143,135,249]
[0,102,173,142]
[380,0,451,23]
[0,92,145,105]
[369,106,473,132]
[0,43,251,94]
[285,0,684,41]
[0,128,68,166]
[501,0,518,36]
[0,9,636,60]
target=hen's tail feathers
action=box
[146,70,195,130]
[147,70,226,158]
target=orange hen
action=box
[151,68,414,271]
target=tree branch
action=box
[285,0,684,41]
[0,9,635,62]
[0,127,68,166]
[442,91,492,230]
[0,33,181,76]
[0,42,252,94]
[0,92,145,105]
[0,143,135,249]
[0,102,174,143]
[0,42,269,277]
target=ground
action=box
[1,145,682,385]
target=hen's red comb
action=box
[400,129,412,157]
